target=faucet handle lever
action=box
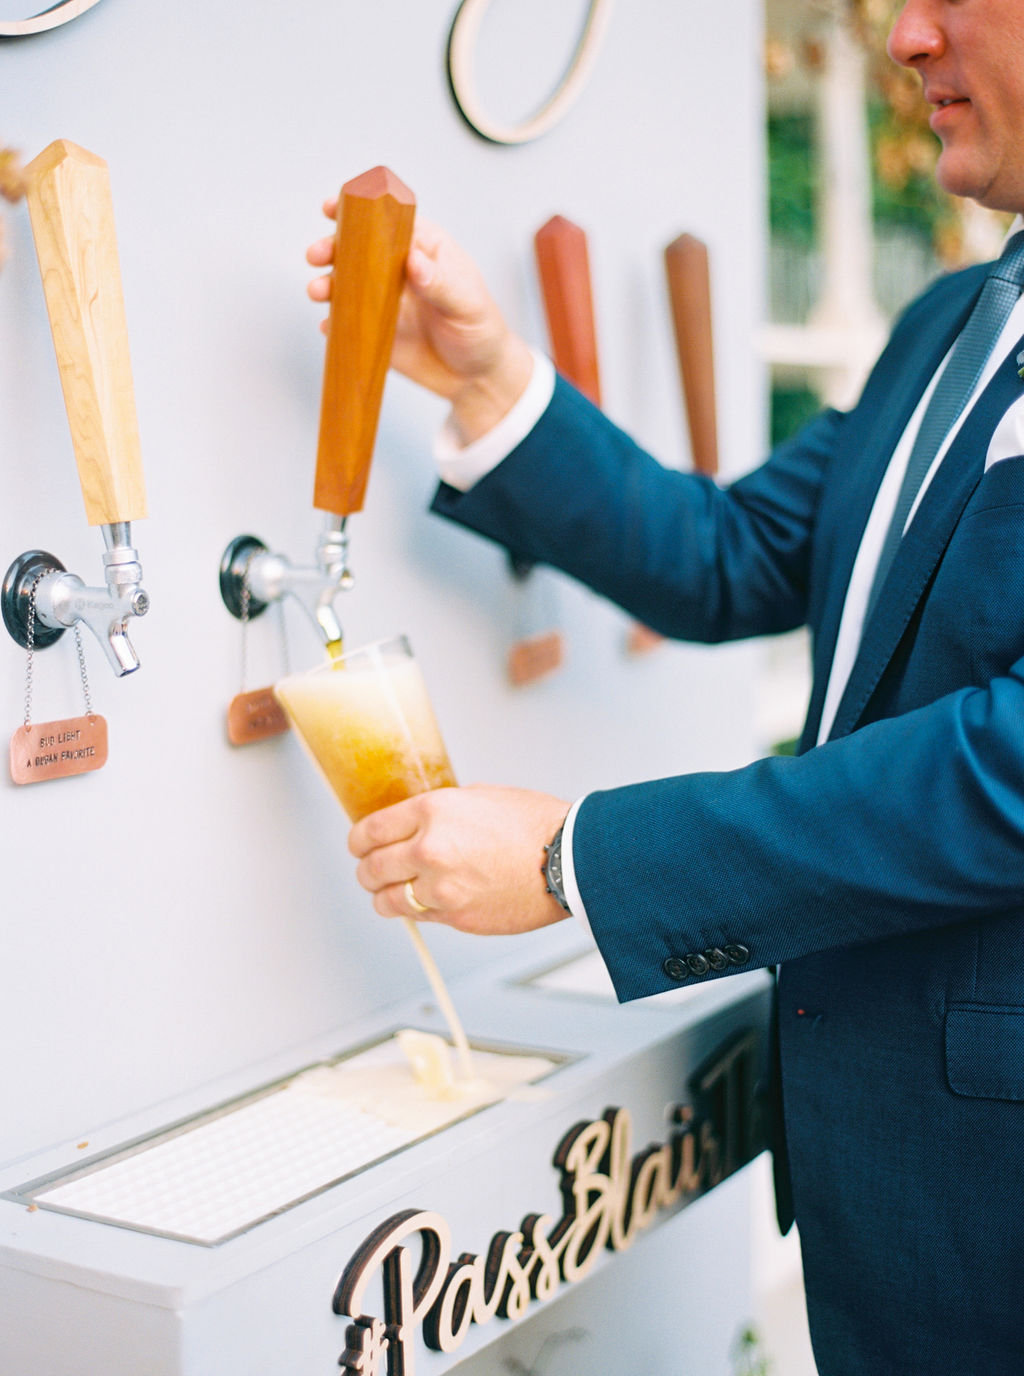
[314,166,415,519]
[534,214,602,406]
[664,232,718,477]
[25,139,147,526]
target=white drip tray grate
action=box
[6,1034,567,1246]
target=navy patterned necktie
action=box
[865,229,1024,621]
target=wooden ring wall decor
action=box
[0,0,104,37]
[446,0,614,145]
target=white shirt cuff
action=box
[560,796,593,937]
[433,348,556,492]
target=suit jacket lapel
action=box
[827,340,1024,740]
[799,274,982,750]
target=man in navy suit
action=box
[310,2,1024,1371]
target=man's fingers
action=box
[410,215,445,258]
[407,253,484,323]
[307,272,331,304]
[405,245,434,291]
[404,219,491,324]
[306,231,335,315]
[355,845,407,895]
[348,798,422,858]
[306,236,335,268]
[370,882,425,920]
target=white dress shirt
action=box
[817,286,1024,743]
[433,243,1024,934]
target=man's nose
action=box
[887,0,945,69]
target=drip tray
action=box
[6,1033,569,1247]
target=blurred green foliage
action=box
[767,112,817,251]
[770,384,820,448]
[867,103,944,240]
[768,104,939,255]
[767,96,943,444]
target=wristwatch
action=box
[543,823,572,912]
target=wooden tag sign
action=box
[507,631,565,687]
[10,715,108,784]
[227,687,289,746]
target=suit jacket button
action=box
[663,957,688,981]
[705,947,729,970]
[686,953,711,976]
[724,944,751,966]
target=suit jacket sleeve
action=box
[430,347,1024,1003]
[571,680,1024,1000]
[432,374,843,643]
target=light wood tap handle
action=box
[25,139,146,525]
[664,233,718,476]
[314,166,415,516]
[534,215,601,407]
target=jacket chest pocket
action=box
[945,1004,1024,1101]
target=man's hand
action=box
[307,208,534,445]
[348,785,572,934]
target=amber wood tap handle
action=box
[24,139,147,525]
[664,233,718,476]
[314,167,416,517]
[534,215,601,406]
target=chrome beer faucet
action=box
[1,141,150,678]
[219,167,415,651]
[3,525,149,677]
[219,515,351,650]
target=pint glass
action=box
[274,634,456,822]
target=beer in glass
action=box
[274,634,455,821]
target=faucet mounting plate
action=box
[219,535,270,621]
[2,550,68,650]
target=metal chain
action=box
[239,551,290,691]
[239,552,254,694]
[23,569,93,726]
[23,569,51,729]
[73,622,93,717]
[277,596,291,678]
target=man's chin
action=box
[935,152,1023,214]
[934,162,989,210]
[934,148,981,201]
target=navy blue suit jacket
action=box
[431,262,1024,1376]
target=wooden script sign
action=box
[333,1030,763,1373]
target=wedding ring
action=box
[404,880,431,914]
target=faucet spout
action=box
[313,593,344,647]
[40,571,145,677]
[104,618,140,676]
[222,521,354,651]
